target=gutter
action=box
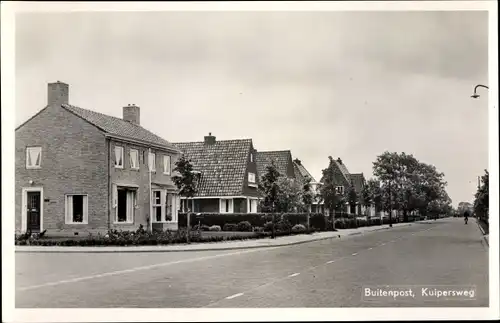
[104,133,181,154]
[107,137,111,230]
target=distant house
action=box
[256,150,296,180]
[16,81,182,236]
[293,158,324,214]
[173,133,260,214]
[320,157,367,215]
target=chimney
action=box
[204,132,216,145]
[123,104,140,125]
[337,157,343,165]
[48,81,69,106]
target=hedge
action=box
[179,213,320,228]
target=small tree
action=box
[258,162,281,238]
[347,184,358,215]
[172,155,198,243]
[301,176,314,228]
[319,157,341,229]
[474,169,489,224]
[360,181,372,217]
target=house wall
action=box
[109,139,180,231]
[285,154,296,179]
[242,145,261,198]
[15,105,108,235]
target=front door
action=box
[27,191,41,232]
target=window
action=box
[248,199,258,213]
[220,198,234,213]
[248,172,256,183]
[153,190,162,222]
[163,155,171,175]
[65,194,88,224]
[26,147,42,169]
[130,149,139,169]
[114,146,124,168]
[113,185,136,223]
[250,153,253,162]
[149,152,156,171]
[335,186,344,195]
[153,190,177,222]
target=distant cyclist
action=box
[464,211,469,225]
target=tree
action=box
[474,169,489,224]
[275,177,304,213]
[172,155,198,243]
[258,162,281,238]
[319,156,341,229]
[360,181,372,216]
[347,184,358,215]
[301,176,315,228]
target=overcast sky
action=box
[15,11,489,206]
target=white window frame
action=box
[220,198,234,213]
[152,189,163,222]
[149,152,156,172]
[65,194,89,224]
[163,155,171,175]
[114,146,124,169]
[335,186,344,195]
[248,172,256,184]
[112,185,137,224]
[130,149,139,170]
[26,146,42,169]
[247,198,258,213]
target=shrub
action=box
[276,219,292,232]
[237,221,253,232]
[223,223,238,232]
[291,224,307,233]
[209,225,221,232]
[263,221,274,232]
[253,226,264,233]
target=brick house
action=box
[350,173,367,215]
[172,134,261,213]
[319,157,357,215]
[293,158,325,214]
[255,150,296,180]
[15,81,181,236]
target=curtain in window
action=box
[115,147,122,166]
[126,191,134,223]
[83,195,88,223]
[112,184,118,208]
[130,150,138,168]
[27,148,41,167]
[66,195,73,223]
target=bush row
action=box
[15,223,316,247]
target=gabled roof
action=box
[256,150,294,179]
[334,158,351,184]
[172,139,252,197]
[350,173,366,194]
[293,159,317,183]
[61,104,179,152]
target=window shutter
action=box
[83,195,88,224]
[66,195,73,223]
[130,150,134,168]
[112,184,118,208]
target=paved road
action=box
[15,218,488,308]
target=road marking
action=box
[380,243,386,246]
[326,260,335,264]
[352,252,358,256]
[288,273,300,278]
[16,248,273,292]
[368,247,373,250]
[225,293,244,300]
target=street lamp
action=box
[471,84,489,99]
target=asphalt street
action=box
[15,218,488,308]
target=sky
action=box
[15,10,489,207]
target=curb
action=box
[14,222,418,254]
[483,235,489,247]
[476,219,486,235]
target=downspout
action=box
[149,148,153,233]
[107,138,111,230]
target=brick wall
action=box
[109,140,180,231]
[15,105,108,235]
[242,144,261,198]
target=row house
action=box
[15,81,181,236]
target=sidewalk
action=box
[475,218,489,247]
[15,221,434,253]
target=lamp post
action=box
[471,84,489,99]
